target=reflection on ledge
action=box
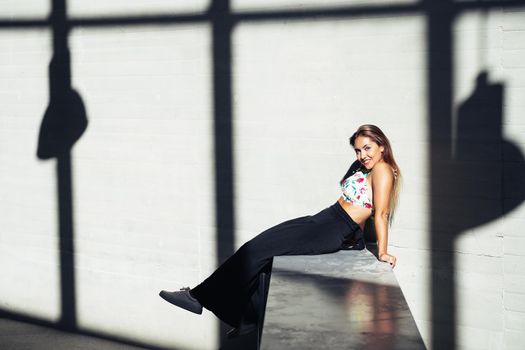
[261,250,425,350]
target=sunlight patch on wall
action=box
[2,0,50,18]
[232,15,428,240]
[68,0,211,18]
[69,23,216,349]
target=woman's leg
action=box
[191,216,315,326]
[191,204,359,327]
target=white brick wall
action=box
[1,2,524,350]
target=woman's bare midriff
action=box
[337,196,372,231]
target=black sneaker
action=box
[159,287,203,314]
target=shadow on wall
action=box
[430,67,525,348]
[1,1,169,350]
[2,0,235,349]
[456,72,525,216]
[36,0,87,332]
[209,1,237,346]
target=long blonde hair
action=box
[350,124,402,223]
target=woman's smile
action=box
[353,136,385,170]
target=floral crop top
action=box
[340,170,373,209]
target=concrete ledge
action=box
[260,249,426,350]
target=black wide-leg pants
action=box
[191,202,362,327]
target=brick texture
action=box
[0,2,524,350]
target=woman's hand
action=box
[379,253,397,268]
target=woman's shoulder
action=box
[371,162,395,180]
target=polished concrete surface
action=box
[261,249,426,350]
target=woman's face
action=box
[353,136,385,170]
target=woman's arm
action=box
[371,163,397,267]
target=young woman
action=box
[160,124,401,336]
